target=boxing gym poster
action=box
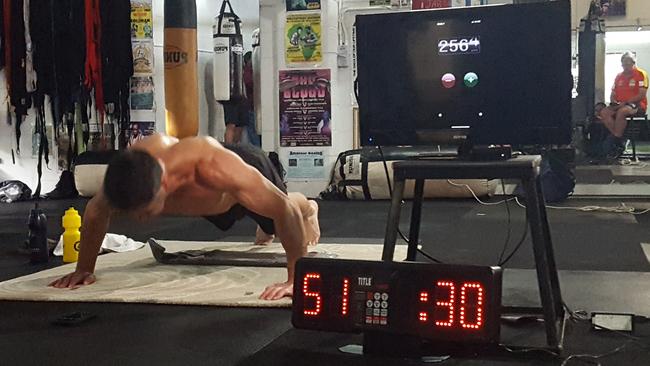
[279,69,332,147]
[132,40,154,74]
[285,150,327,180]
[130,76,155,110]
[127,122,156,147]
[412,0,449,9]
[601,1,626,17]
[286,0,321,11]
[285,14,322,64]
[130,1,153,39]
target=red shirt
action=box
[613,66,648,111]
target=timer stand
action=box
[382,155,566,351]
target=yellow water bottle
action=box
[62,207,82,263]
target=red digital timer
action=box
[292,258,502,343]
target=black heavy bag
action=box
[213,0,244,101]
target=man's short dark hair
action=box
[103,150,162,210]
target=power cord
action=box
[448,178,650,215]
[555,302,650,365]
[497,180,513,265]
[446,179,517,206]
[377,145,443,264]
[497,219,528,267]
[514,197,650,215]
[446,179,528,267]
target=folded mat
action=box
[0,241,407,308]
[149,239,338,267]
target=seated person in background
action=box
[599,52,648,157]
[49,133,320,300]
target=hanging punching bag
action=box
[252,28,262,134]
[164,0,198,138]
[213,0,244,101]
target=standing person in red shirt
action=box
[599,52,648,157]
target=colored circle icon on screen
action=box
[464,72,479,87]
[441,73,456,89]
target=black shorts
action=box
[203,144,287,235]
[221,100,250,127]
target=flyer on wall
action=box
[285,150,327,180]
[286,0,321,11]
[451,0,487,6]
[126,121,156,147]
[132,40,154,74]
[279,69,331,147]
[412,0,450,9]
[130,1,153,39]
[285,13,322,64]
[130,76,155,110]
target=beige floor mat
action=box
[0,241,406,308]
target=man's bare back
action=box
[132,135,242,217]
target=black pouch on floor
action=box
[513,156,575,203]
[584,122,609,158]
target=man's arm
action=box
[49,192,113,289]
[196,148,307,300]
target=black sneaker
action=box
[44,171,79,199]
[603,135,625,160]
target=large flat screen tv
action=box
[356,1,572,147]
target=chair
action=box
[623,113,649,160]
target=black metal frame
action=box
[380,155,566,350]
[623,115,649,161]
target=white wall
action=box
[3,0,649,196]
[0,74,62,193]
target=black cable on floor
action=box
[498,209,528,267]
[377,145,443,264]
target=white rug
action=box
[0,241,406,308]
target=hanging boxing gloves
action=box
[213,0,244,102]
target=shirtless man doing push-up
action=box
[49,134,320,300]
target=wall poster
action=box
[279,69,331,147]
[130,2,153,39]
[127,121,156,147]
[285,150,327,180]
[412,0,449,10]
[285,13,322,64]
[286,0,321,11]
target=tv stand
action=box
[381,155,566,351]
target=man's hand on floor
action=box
[49,271,96,289]
[260,281,293,300]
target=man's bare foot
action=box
[255,226,275,245]
[305,200,320,246]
